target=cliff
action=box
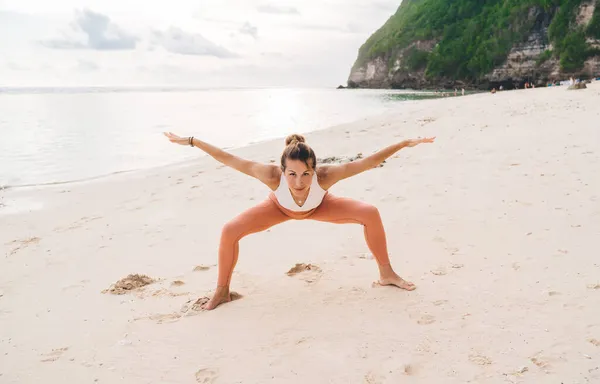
[347,0,600,89]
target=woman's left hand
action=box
[405,137,436,147]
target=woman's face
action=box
[283,159,314,198]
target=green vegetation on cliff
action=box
[587,1,600,37]
[355,0,600,82]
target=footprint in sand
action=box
[139,312,183,324]
[404,364,416,375]
[102,274,156,295]
[587,283,600,290]
[430,267,447,276]
[530,356,549,369]
[589,338,600,347]
[6,237,41,256]
[195,368,218,383]
[504,366,529,378]
[193,265,211,272]
[56,216,102,232]
[446,246,460,254]
[415,342,432,353]
[469,353,492,366]
[286,263,322,284]
[416,315,436,325]
[138,292,244,324]
[147,288,190,298]
[102,275,188,299]
[40,347,69,362]
[363,371,383,384]
[62,282,88,293]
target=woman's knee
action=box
[361,204,381,222]
[221,219,245,242]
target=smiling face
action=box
[283,159,314,199]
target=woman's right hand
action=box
[164,132,192,146]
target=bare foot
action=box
[201,286,232,310]
[379,274,416,291]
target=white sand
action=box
[1,83,600,383]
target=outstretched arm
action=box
[164,132,280,189]
[320,137,435,188]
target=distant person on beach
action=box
[164,132,435,310]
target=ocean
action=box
[0,87,436,188]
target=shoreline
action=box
[1,89,454,192]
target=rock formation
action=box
[347,0,600,89]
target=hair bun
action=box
[285,134,306,146]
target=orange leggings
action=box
[217,192,391,286]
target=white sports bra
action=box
[272,171,327,212]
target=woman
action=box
[164,132,435,310]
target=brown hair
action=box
[280,134,317,171]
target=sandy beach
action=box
[1,83,600,383]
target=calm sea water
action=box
[0,87,437,188]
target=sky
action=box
[0,0,399,88]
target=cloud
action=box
[256,4,300,15]
[42,9,138,50]
[239,22,258,39]
[152,27,237,58]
